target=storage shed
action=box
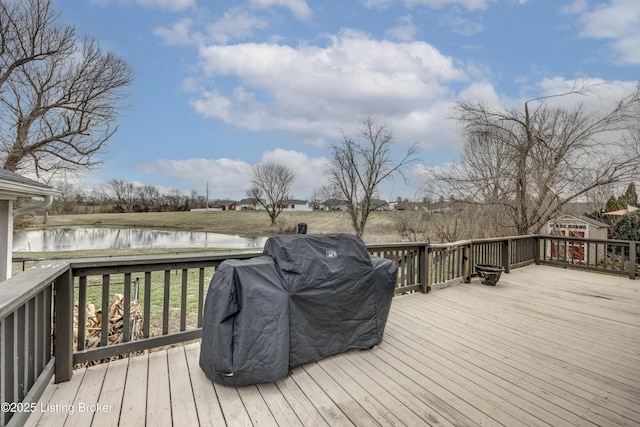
[544,214,609,264]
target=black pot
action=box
[475,264,505,286]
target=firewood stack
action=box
[73,294,147,367]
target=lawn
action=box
[27,209,397,237]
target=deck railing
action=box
[539,234,637,279]
[1,234,637,426]
[0,261,67,427]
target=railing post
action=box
[54,268,73,383]
[420,244,428,293]
[630,241,637,280]
[535,235,541,265]
[463,242,471,283]
[502,239,511,273]
[425,245,432,293]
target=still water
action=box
[13,227,267,252]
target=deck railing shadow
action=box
[1,234,637,426]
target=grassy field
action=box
[13,209,400,266]
[26,209,398,238]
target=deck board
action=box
[29,265,640,426]
[167,347,200,427]
[146,350,171,427]
[119,352,148,427]
[183,344,227,426]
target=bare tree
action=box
[249,162,295,226]
[0,0,132,178]
[136,185,160,211]
[105,178,134,211]
[328,117,419,238]
[435,85,640,235]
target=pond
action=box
[13,227,268,252]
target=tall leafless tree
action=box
[435,84,640,235]
[105,178,134,211]
[249,162,295,226]
[0,0,132,178]
[328,117,419,238]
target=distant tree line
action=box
[48,179,213,214]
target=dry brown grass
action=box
[30,210,399,239]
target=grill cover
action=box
[200,234,397,386]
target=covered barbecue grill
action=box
[200,234,397,386]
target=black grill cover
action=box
[200,234,397,386]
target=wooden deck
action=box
[27,265,640,426]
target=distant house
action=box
[544,214,609,264]
[318,199,389,211]
[241,198,312,212]
[395,201,426,211]
[238,198,260,210]
[370,199,391,211]
[190,200,237,212]
[278,199,312,212]
[320,199,348,211]
[213,200,236,211]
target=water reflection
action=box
[13,227,267,252]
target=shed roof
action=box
[551,213,609,229]
[0,169,59,199]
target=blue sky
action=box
[53,0,639,201]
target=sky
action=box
[52,0,640,201]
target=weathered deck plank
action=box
[167,347,200,427]
[183,344,227,426]
[146,350,171,427]
[119,352,148,427]
[29,265,640,426]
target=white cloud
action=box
[91,0,195,11]
[205,9,270,44]
[572,0,640,65]
[154,18,197,46]
[260,149,330,197]
[439,8,484,36]
[155,10,270,46]
[404,0,496,10]
[386,15,420,41]
[362,0,498,10]
[561,0,588,14]
[249,0,312,21]
[137,150,330,199]
[137,158,253,198]
[361,0,396,10]
[191,30,468,150]
[457,81,501,105]
[536,77,639,111]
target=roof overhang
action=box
[0,171,60,200]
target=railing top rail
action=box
[366,242,427,250]
[65,250,261,271]
[540,234,637,245]
[0,260,69,319]
[465,235,539,244]
[429,240,471,250]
